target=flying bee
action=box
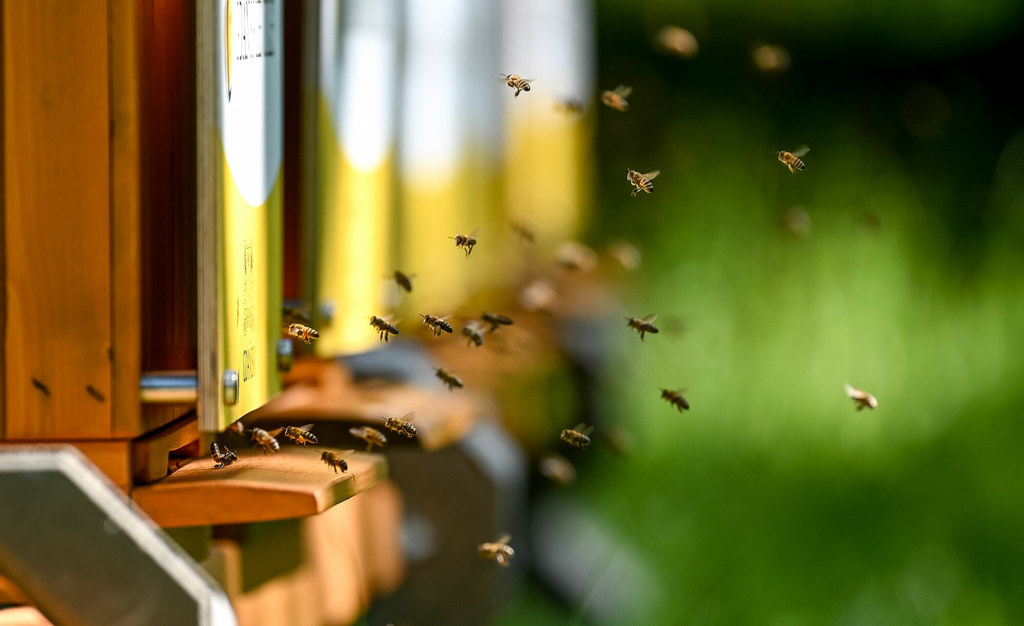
[349,425,388,452]
[420,314,454,337]
[320,451,348,473]
[392,270,415,293]
[461,322,485,347]
[435,367,464,391]
[281,424,317,446]
[281,305,311,325]
[777,146,809,173]
[560,423,594,449]
[539,453,576,486]
[481,312,514,333]
[369,315,399,343]
[554,98,585,115]
[250,427,280,454]
[601,85,632,111]
[556,241,598,272]
[228,420,246,435]
[478,534,515,567]
[285,323,319,344]
[509,220,535,244]
[844,383,878,411]
[210,442,238,469]
[500,73,533,98]
[382,413,417,438]
[627,168,660,196]
[626,314,659,341]
[450,230,478,257]
[661,388,690,412]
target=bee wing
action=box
[614,85,633,97]
[792,145,810,157]
[641,314,658,323]
[496,533,512,544]
[266,427,284,438]
[641,170,660,180]
[571,422,591,433]
[298,423,314,432]
[843,383,860,398]
[469,227,482,237]
[401,412,415,422]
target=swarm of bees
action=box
[478,534,515,567]
[601,85,632,111]
[560,423,594,449]
[450,230,478,257]
[661,388,690,412]
[844,384,878,411]
[382,413,417,438]
[626,315,659,341]
[777,146,809,173]
[370,315,400,343]
[349,426,388,452]
[210,442,238,469]
[626,169,660,196]
[285,323,319,344]
[500,73,532,98]
[421,314,454,337]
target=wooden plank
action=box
[109,0,142,437]
[3,0,112,438]
[132,446,387,528]
[130,411,200,484]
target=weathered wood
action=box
[3,0,112,438]
[132,447,387,528]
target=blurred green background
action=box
[500,0,1024,623]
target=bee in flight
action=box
[450,230,478,257]
[284,323,319,344]
[661,388,690,412]
[349,426,388,452]
[369,315,399,343]
[627,169,660,196]
[420,314,454,337]
[500,73,533,98]
[478,534,515,567]
[280,424,317,446]
[553,98,585,115]
[538,453,576,486]
[777,146,809,173]
[462,322,485,347]
[844,383,877,411]
[250,427,280,454]
[210,442,238,469]
[509,219,535,244]
[481,312,513,333]
[382,413,417,438]
[601,85,632,111]
[561,423,594,449]
[282,305,312,325]
[435,367,464,391]
[626,314,659,341]
[320,451,348,473]
[392,270,415,293]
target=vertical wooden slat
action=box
[0,1,7,439]
[3,1,112,438]
[109,0,142,436]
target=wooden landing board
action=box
[132,447,386,528]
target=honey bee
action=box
[655,25,699,58]
[626,169,661,196]
[250,427,280,454]
[210,442,238,469]
[393,270,415,293]
[626,314,659,341]
[228,420,246,435]
[285,323,320,344]
[281,424,318,446]
[435,367,464,391]
[661,388,690,412]
[349,426,388,452]
[382,413,417,438]
[500,73,532,98]
[481,312,514,333]
[556,241,598,272]
[844,383,878,411]
[461,322,485,347]
[420,314,454,337]
[450,230,478,257]
[538,453,576,486]
[554,98,585,115]
[601,85,632,111]
[777,146,809,173]
[560,423,594,449]
[509,220,536,244]
[370,315,399,343]
[478,534,515,566]
[607,240,642,271]
[320,450,348,473]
